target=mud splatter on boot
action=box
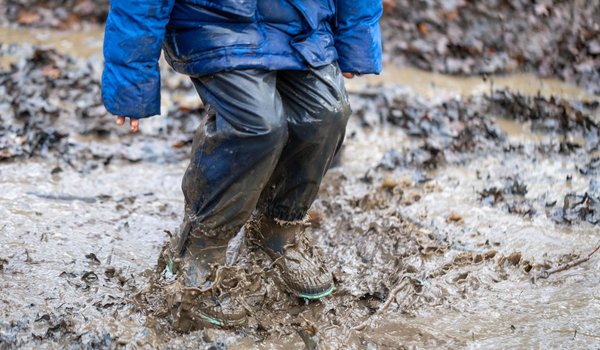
[160,222,253,330]
[247,216,335,300]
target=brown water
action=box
[346,67,600,103]
[0,26,104,66]
[2,25,598,103]
[1,25,599,349]
[339,121,600,348]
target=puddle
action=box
[1,25,598,103]
[0,160,186,348]
[346,65,600,103]
[0,25,104,67]
[1,25,599,349]
[495,118,589,146]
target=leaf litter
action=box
[1,6,600,349]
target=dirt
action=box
[1,23,600,350]
[3,0,600,95]
[1,0,109,28]
[381,0,600,95]
[0,44,202,169]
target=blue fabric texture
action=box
[102,0,383,118]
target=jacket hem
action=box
[165,50,337,77]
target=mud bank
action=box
[1,50,600,349]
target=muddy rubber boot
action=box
[167,223,249,329]
[248,216,334,300]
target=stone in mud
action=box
[380,176,398,190]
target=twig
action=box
[379,279,411,313]
[538,241,600,279]
[352,278,411,331]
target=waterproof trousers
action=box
[180,63,351,240]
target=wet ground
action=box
[380,0,600,95]
[1,24,600,349]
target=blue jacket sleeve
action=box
[101,0,174,119]
[334,0,383,75]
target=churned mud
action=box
[2,24,600,349]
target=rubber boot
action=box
[247,216,334,299]
[168,222,249,329]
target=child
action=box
[102,0,382,328]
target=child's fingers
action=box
[130,119,139,133]
[115,116,139,133]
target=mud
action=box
[0,44,202,169]
[381,0,600,95]
[1,0,109,28]
[2,26,600,349]
[3,0,600,94]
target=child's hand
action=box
[116,116,140,133]
[342,73,356,79]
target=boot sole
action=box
[167,260,248,329]
[248,239,336,300]
[197,311,247,328]
[174,305,247,329]
[296,283,335,300]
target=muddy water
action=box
[0,26,103,70]
[0,160,185,346]
[346,66,600,103]
[2,25,598,103]
[340,117,600,348]
[1,25,600,349]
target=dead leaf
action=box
[17,10,41,25]
[447,212,463,223]
[382,0,396,13]
[42,65,61,79]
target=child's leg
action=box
[181,69,288,241]
[258,63,351,220]
[170,69,289,328]
[247,63,350,299]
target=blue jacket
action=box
[102,0,383,118]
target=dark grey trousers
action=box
[181,63,351,239]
